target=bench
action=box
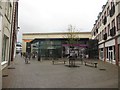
[52,60,66,65]
[84,61,98,68]
[76,57,83,64]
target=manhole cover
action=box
[2,75,8,77]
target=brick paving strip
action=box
[2,55,118,88]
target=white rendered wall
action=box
[105,39,115,47]
[99,43,104,48]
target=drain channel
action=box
[99,68,106,71]
[8,67,15,69]
[2,75,8,77]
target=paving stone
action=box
[2,55,118,88]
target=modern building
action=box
[22,32,98,59]
[0,0,19,73]
[91,0,120,66]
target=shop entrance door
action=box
[109,50,113,63]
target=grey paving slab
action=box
[2,55,118,88]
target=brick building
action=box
[91,0,120,66]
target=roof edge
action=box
[23,32,91,35]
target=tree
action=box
[64,24,79,46]
[62,24,80,58]
[63,25,80,67]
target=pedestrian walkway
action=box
[2,55,118,88]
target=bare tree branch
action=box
[64,24,79,44]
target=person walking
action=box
[21,52,22,57]
[33,53,35,59]
[28,53,31,62]
[25,52,28,64]
[25,52,30,64]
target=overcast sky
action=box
[18,0,107,42]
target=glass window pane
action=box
[2,35,7,62]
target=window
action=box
[5,1,12,22]
[109,46,112,50]
[2,35,8,62]
[106,47,109,58]
[108,24,110,36]
[107,6,109,16]
[94,31,95,36]
[117,14,120,30]
[104,12,106,17]
[100,48,104,59]
[101,48,103,51]
[110,19,116,36]
[111,1,114,8]
[110,0,115,17]
[98,22,99,29]
[103,28,107,40]
[114,46,115,60]
[102,16,103,22]
[96,28,98,33]
[102,12,107,25]
[100,19,101,27]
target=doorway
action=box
[109,51,113,63]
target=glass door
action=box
[109,50,113,63]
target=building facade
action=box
[22,32,92,52]
[0,0,19,74]
[91,0,120,66]
[22,32,99,59]
[0,0,18,88]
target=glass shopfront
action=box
[30,38,98,60]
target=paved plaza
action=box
[2,55,118,88]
